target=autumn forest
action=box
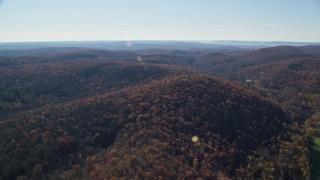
[0,42,319,179]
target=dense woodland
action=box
[0,44,319,179]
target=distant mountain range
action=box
[0,40,319,51]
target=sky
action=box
[0,0,319,42]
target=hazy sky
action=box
[0,0,319,42]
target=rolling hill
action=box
[0,61,174,118]
[193,46,314,75]
[0,74,298,179]
[227,56,320,94]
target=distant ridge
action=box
[0,40,319,51]
[210,40,320,46]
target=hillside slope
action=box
[0,61,173,118]
[227,57,320,94]
[0,74,291,179]
[78,74,290,179]
[193,46,314,74]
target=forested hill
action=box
[1,73,306,179]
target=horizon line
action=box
[0,39,320,44]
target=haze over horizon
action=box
[0,0,319,42]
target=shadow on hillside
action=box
[309,137,320,180]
